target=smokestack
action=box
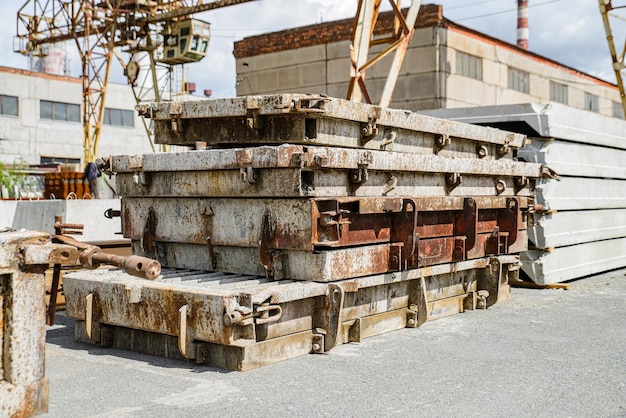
[517,0,529,49]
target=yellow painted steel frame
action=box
[347,0,422,108]
[599,0,626,118]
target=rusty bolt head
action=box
[477,145,488,158]
[312,343,321,352]
[495,180,506,194]
[407,318,416,326]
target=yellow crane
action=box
[599,0,626,118]
[15,0,422,164]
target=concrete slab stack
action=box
[63,94,549,370]
[421,102,626,284]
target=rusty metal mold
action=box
[63,255,517,371]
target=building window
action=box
[613,101,624,119]
[40,100,81,122]
[40,156,81,165]
[456,51,482,81]
[103,108,134,127]
[549,81,568,104]
[0,95,19,116]
[508,67,529,94]
[584,93,599,112]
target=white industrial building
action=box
[234,4,622,118]
[0,66,152,167]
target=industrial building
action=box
[234,4,622,117]
[0,66,152,167]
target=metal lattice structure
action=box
[15,0,254,164]
[16,1,422,163]
[599,0,626,118]
[347,0,422,108]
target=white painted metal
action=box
[535,177,626,210]
[418,102,626,284]
[519,140,626,179]
[11,199,125,245]
[138,94,527,148]
[521,237,626,284]
[529,209,626,248]
[419,102,626,150]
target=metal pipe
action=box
[517,0,529,49]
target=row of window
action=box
[455,51,623,118]
[0,95,134,127]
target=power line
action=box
[446,0,503,12]
[454,0,565,22]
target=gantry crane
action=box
[599,0,626,118]
[15,0,255,163]
[15,0,421,164]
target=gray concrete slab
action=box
[44,268,626,417]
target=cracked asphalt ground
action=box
[44,268,626,417]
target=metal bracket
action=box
[495,179,507,195]
[380,130,396,150]
[323,284,345,352]
[349,164,369,186]
[133,171,150,187]
[408,277,429,327]
[390,198,419,269]
[206,236,217,271]
[240,167,257,184]
[169,101,184,137]
[223,303,282,327]
[514,176,529,192]
[382,174,398,196]
[311,328,326,354]
[178,304,196,360]
[496,144,510,157]
[85,293,94,340]
[445,172,462,194]
[477,258,502,308]
[360,116,379,144]
[476,144,488,158]
[104,208,121,219]
[434,133,451,154]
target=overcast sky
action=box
[1,0,621,99]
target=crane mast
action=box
[599,0,626,119]
[15,0,255,164]
[16,0,422,163]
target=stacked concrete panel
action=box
[421,102,626,284]
[63,95,548,370]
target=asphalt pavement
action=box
[44,268,626,417]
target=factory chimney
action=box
[517,0,529,49]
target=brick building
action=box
[233,4,621,117]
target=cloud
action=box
[1,0,619,98]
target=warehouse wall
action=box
[0,67,153,166]
[233,5,621,118]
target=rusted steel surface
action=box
[63,254,517,371]
[116,168,536,198]
[52,234,161,280]
[0,230,56,417]
[110,144,545,199]
[121,196,528,281]
[110,144,544,175]
[136,94,526,150]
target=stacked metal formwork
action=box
[64,95,549,370]
[0,231,60,417]
[421,103,626,284]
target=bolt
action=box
[495,180,506,194]
[477,145,488,158]
[312,343,321,352]
[407,318,416,326]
